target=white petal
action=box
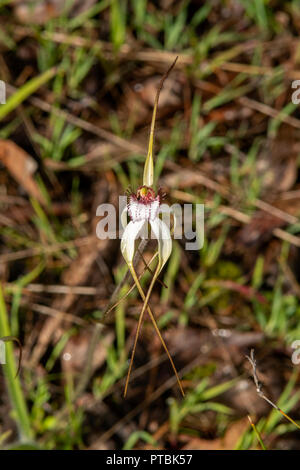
[149,199,160,220]
[121,220,145,265]
[121,205,128,229]
[150,218,172,273]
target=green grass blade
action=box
[0,284,34,441]
[0,67,57,121]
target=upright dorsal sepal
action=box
[143,56,178,187]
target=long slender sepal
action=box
[143,57,178,187]
[101,252,159,321]
[124,261,184,398]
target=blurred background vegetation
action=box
[1,0,300,450]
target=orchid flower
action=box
[120,57,184,397]
[121,186,171,275]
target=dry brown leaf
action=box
[137,75,181,108]
[257,126,299,194]
[181,417,249,450]
[62,331,114,375]
[14,0,97,25]
[0,139,46,206]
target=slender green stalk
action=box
[248,416,266,450]
[0,67,57,121]
[0,284,33,441]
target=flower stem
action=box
[0,284,34,441]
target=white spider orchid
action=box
[120,56,178,276]
[121,185,172,276]
[119,57,184,397]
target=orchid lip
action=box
[128,197,160,222]
[121,189,175,272]
[126,186,161,223]
[121,186,173,268]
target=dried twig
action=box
[246,349,300,430]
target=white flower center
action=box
[128,196,160,222]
